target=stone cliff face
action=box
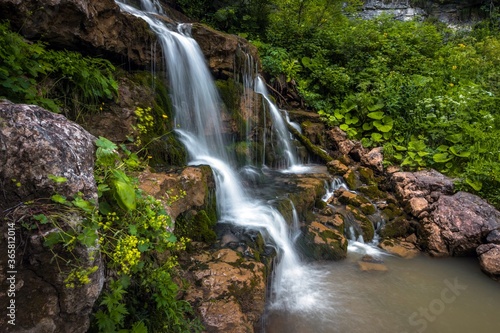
[0,0,158,67]
[0,0,259,77]
[361,0,490,24]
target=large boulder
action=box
[0,101,103,332]
[425,191,500,256]
[0,100,97,209]
[390,169,500,257]
[0,0,157,67]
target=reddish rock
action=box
[391,169,454,204]
[138,166,215,220]
[361,147,384,172]
[408,197,429,217]
[425,192,500,256]
[191,23,260,79]
[183,248,266,332]
[327,127,356,155]
[477,244,500,280]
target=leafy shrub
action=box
[0,21,118,117]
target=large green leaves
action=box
[373,115,394,133]
[111,170,136,211]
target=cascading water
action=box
[115,0,327,316]
[254,77,299,169]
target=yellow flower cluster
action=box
[134,107,154,135]
[149,214,169,230]
[113,235,141,274]
[64,266,99,288]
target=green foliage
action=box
[15,136,202,333]
[0,21,118,117]
[258,10,500,207]
[175,0,271,38]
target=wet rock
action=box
[182,247,266,332]
[343,168,361,190]
[476,244,500,280]
[326,160,349,175]
[336,189,376,215]
[0,0,158,67]
[344,205,375,242]
[288,175,330,221]
[361,254,382,262]
[379,239,419,259]
[425,192,500,256]
[0,100,97,210]
[297,222,348,260]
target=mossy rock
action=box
[275,198,294,226]
[357,184,386,200]
[381,203,404,221]
[345,205,375,242]
[358,167,376,185]
[175,209,217,244]
[337,190,376,215]
[326,160,349,176]
[380,216,412,239]
[297,222,347,260]
[343,169,361,190]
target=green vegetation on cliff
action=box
[0,21,118,117]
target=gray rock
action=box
[0,101,103,332]
[486,229,500,245]
[0,100,97,209]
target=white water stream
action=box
[115,0,327,315]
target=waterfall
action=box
[254,77,299,169]
[115,0,324,314]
